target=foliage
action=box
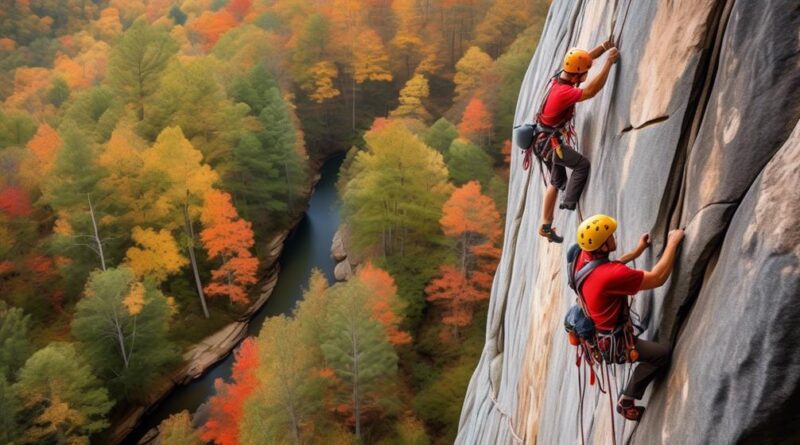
[446,139,494,188]
[125,227,188,283]
[202,337,259,445]
[321,279,399,440]
[0,301,33,379]
[423,118,458,154]
[71,267,178,399]
[390,74,431,122]
[458,98,493,148]
[453,47,492,104]
[200,190,258,304]
[14,343,113,444]
[157,410,202,445]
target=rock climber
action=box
[573,214,684,421]
[537,40,620,243]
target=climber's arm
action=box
[589,37,615,59]
[580,48,619,101]
[618,234,650,264]
[640,229,685,290]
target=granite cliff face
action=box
[457,1,800,444]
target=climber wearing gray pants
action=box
[547,143,590,209]
[572,214,685,421]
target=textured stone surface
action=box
[334,259,354,281]
[457,1,800,444]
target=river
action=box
[123,155,343,444]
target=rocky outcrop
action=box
[331,224,359,281]
[457,1,800,444]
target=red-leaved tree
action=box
[202,338,259,445]
[357,262,411,346]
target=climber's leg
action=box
[554,144,590,210]
[622,339,670,399]
[540,162,565,243]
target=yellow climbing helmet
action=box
[563,48,592,74]
[577,214,617,251]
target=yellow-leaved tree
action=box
[389,74,431,122]
[454,46,493,103]
[125,227,188,283]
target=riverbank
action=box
[106,169,324,445]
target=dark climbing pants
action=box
[623,338,670,400]
[548,143,590,207]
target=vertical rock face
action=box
[457,1,800,444]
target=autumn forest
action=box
[0,0,547,444]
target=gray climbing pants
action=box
[548,143,590,207]
[623,338,671,399]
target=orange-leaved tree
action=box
[458,97,493,147]
[427,181,502,337]
[357,262,411,346]
[200,190,258,304]
[202,337,259,445]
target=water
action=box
[122,155,343,444]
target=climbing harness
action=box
[564,244,642,445]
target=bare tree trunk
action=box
[184,200,210,319]
[112,307,129,368]
[87,194,106,271]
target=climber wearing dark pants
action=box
[572,214,684,421]
[537,40,620,244]
[547,143,590,209]
[622,338,670,400]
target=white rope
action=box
[487,374,526,443]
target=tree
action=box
[356,263,411,346]
[389,74,431,122]
[240,316,325,445]
[202,338,259,445]
[200,190,258,305]
[13,343,113,444]
[108,20,178,121]
[423,118,458,154]
[0,111,36,149]
[60,86,123,143]
[453,46,492,103]
[321,280,399,440]
[458,97,493,147]
[0,301,32,379]
[0,374,21,444]
[293,268,331,358]
[390,0,426,80]
[140,58,245,164]
[71,267,177,399]
[427,181,501,337]
[157,411,202,445]
[474,0,538,57]
[446,138,494,187]
[190,9,238,50]
[125,227,188,283]
[25,123,61,175]
[350,28,392,130]
[47,76,70,107]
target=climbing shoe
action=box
[539,225,564,243]
[559,201,577,211]
[616,398,645,421]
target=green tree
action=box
[157,410,202,445]
[108,20,178,121]
[413,360,474,444]
[229,64,279,117]
[60,86,124,143]
[0,110,36,149]
[321,280,399,441]
[47,76,70,108]
[0,374,21,444]
[71,267,177,399]
[140,58,246,165]
[240,316,325,445]
[446,138,494,187]
[292,268,330,360]
[0,301,32,379]
[453,46,492,103]
[424,118,458,154]
[14,343,113,444]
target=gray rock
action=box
[331,228,348,261]
[457,1,800,444]
[334,260,354,281]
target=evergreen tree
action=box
[0,301,32,379]
[14,343,113,444]
[60,86,124,143]
[0,110,36,149]
[321,280,399,440]
[446,138,494,187]
[0,374,21,444]
[71,266,178,399]
[108,20,178,121]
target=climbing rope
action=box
[487,373,526,443]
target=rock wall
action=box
[457,1,800,444]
